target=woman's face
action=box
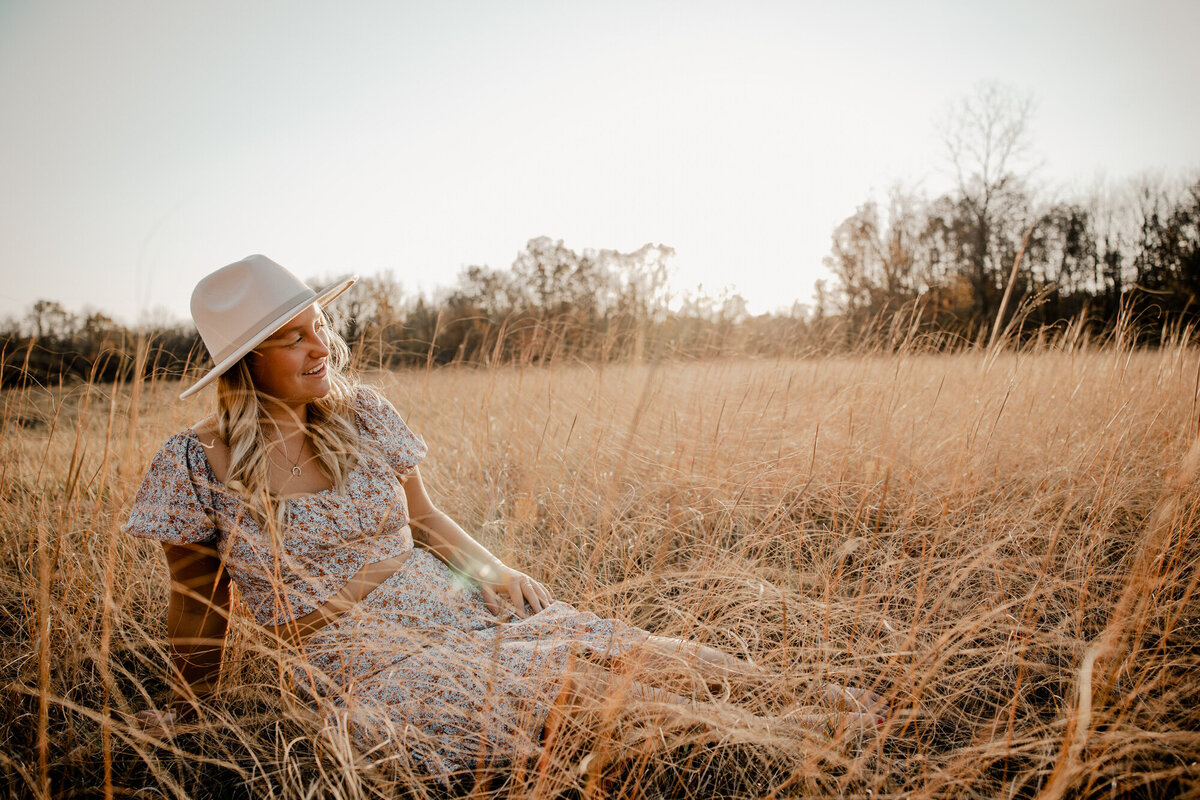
[247,304,332,405]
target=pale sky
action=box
[1,0,1197,327]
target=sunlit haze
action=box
[1,0,1197,326]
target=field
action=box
[1,344,1198,798]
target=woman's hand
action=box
[474,562,553,619]
[402,471,554,619]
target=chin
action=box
[283,382,331,405]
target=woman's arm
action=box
[258,552,410,645]
[161,541,230,714]
[401,466,553,617]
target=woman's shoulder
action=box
[150,424,210,461]
[127,424,222,544]
[351,383,385,411]
[187,416,229,484]
[138,424,221,485]
[188,415,219,443]
[348,384,427,471]
[351,384,404,427]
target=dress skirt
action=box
[293,548,651,779]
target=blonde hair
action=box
[214,306,363,532]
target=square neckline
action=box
[181,426,362,503]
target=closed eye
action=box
[288,320,327,346]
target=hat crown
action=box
[190,255,315,364]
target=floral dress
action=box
[125,386,650,779]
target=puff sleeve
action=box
[124,433,220,545]
[355,387,428,475]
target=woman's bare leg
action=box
[615,634,889,716]
[617,634,769,688]
[556,659,878,739]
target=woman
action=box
[127,255,883,780]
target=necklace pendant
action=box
[292,465,303,477]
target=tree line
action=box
[820,84,1199,343]
[821,173,1199,342]
[0,237,804,389]
[3,84,1197,390]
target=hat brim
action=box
[178,276,357,400]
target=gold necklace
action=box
[274,434,306,477]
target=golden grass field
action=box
[1,343,1198,798]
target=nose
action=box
[311,330,330,358]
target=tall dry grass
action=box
[1,336,1198,798]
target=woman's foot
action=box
[822,681,888,715]
[770,709,884,739]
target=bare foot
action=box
[822,681,888,715]
[771,709,883,740]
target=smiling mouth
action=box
[302,364,326,376]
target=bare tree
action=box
[940,81,1037,320]
[27,300,76,340]
[823,185,926,324]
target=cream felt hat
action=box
[179,254,356,400]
